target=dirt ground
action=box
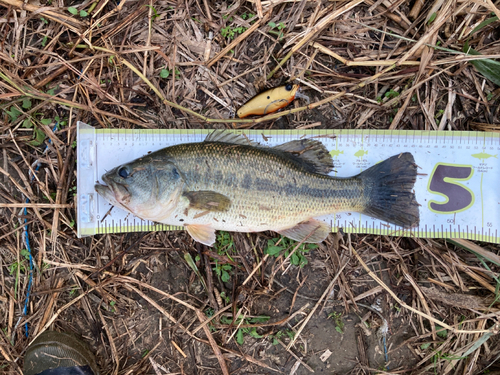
[54,232,422,374]
[1,0,500,374]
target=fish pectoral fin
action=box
[185,224,216,246]
[183,191,231,211]
[273,139,333,175]
[277,219,330,243]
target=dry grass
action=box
[1,0,500,374]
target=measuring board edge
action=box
[77,122,500,243]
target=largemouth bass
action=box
[95,131,419,246]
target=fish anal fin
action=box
[273,139,333,175]
[185,224,216,246]
[277,219,330,243]
[183,191,231,211]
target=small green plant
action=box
[145,5,160,21]
[431,350,468,375]
[219,291,230,304]
[160,68,181,79]
[385,89,399,99]
[214,262,232,282]
[6,106,22,122]
[22,98,32,109]
[269,329,295,345]
[328,312,344,334]
[8,251,29,295]
[160,69,170,78]
[221,315,270,345]
[463,22,500,86]
[435,325,448,339]
[46,85,58,96]
[8,260,26,275]
[241,12,255,20]
[68,7,88,17]
[435,109,444,125]
[20,248,30,260]
[9,108,47,146]
[420,342,432,350]
[220,25,247,40]
[44,192,56,201]
[215,231,234,253]
[213,231,236,282]
[427,12,437,25]
[54,115,68,128]
[205,307,215,317]
[265,236,317,268]
[184,253,207,290]
[268,21,286,40]
[269,330,285,345]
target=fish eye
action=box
[285,83,293,91]
[118,167,129,178]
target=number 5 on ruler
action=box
[427,163,474,213]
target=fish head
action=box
[95,156,185,222]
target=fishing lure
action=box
[236,83,310,118]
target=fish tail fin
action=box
[359,152,419,228]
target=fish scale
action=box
[164,141,366,232]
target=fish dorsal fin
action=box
[185,224,216,246]
[205,130,260,147]
[277,219,330,243]
[183,190,231,211]
[273,139,334,175]
[205,131,333,174]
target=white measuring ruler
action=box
[77,121,500,244]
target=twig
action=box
[207,17,267,68]
[267,0,365,80]
[351,244,495,334]
[277,339,314,373]
[195,310,230,375]
[287,262,348,349]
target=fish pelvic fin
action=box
[359,152,419,228]
[185,224,216,246]
[183,191,231,211]
[273,139,333,175]
[277,219,330,243]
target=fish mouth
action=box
[95,182,122,208]
[94,174,130,211]
[95,173,113,199]
[94,182,112,200]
